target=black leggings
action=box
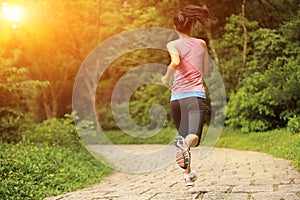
[170,97,207,147]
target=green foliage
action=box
[245,0,299,29]
[287,116,300,134]
[97,48,172,131]
[0,108,24,142]
[225,12,300,132]
[99,81,172,131]
[226,55,300,132]
[129,82,172,128]
[226,85,272,133]
[0,142,112,200]
[20,114,78,146]
[0,0,299,141]
[0,0,104,119]
[121,1,174,30]
[214,14,259,93]
[98,107,117,131]
[0,67,48,142]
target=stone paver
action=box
[45,145,300,200]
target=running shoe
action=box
[184,171,198,186]
[174,135,190,169]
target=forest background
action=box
[0,0,299,199]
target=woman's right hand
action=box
[161,75,170,87]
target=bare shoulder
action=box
[167,40,179,55]
[198,39,208,50]
[167,40,178,48]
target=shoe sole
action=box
[174,136,190,169]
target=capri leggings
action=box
[170,97,207,147]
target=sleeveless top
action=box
[169,37,206,101]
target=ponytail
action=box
[174,5,217,34]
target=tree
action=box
[0,11,47,141]
[14,0,101,120]
[246,0,299,29]
[241,0,248,86]
[214,14,259,94]
[225,11,300,132]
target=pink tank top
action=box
[171,37,206,94]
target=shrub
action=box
[0,142,112,200]
[99,80,173,131]
[20,114,78,146]
[287,115,300,134]
[0,67,48,143]
[225,29,300,132]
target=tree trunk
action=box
[204,25,220,65]
[257,0,269,28]
[202,5,220,66]
[41,89,52,119]
[239,0,248,86]
[50,85,59,118]
[41,84,61,119]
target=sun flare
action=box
[2,2,22,22]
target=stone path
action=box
[45,145,300,200]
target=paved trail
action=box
[45,145,300,200]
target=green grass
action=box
[215,127,300,171]
[104,127,178,144]
[0,142,113,200]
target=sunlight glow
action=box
[1,2,22,29]
[2,2,22,22]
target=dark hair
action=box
[174,5,217,34]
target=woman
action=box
[161,5,216,186]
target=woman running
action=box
[161,4,216,186]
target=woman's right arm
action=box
[161,41,180,86]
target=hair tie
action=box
[178,14,185,22]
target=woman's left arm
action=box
[200,40,210,76]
